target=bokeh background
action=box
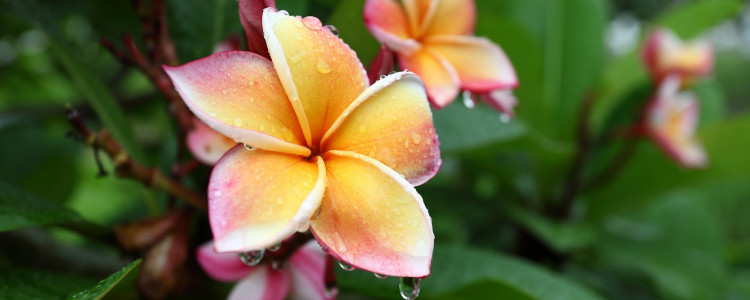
[1,0,749,299]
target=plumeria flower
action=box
[164,9,440,277]
[197,240,333,300]
[642,28,713,84]
[364,0,518,115]
[187,117,237,165]
[644,75,707,168]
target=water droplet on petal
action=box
[410,133,421,144]
[338,260,355,271]
[239,250,264,266]
[358,125,367,133]
[233,117,243,126]
[268,242,282,252]
[316,59,331,74]
[208,111,217,117]
[221,89,228,95]
[374,273,388,279]
[270,260,282,270]
[399,277,421,300]
[244,144,254,151]
[324,24,339,36]
[249,97,256,103]
[302,16,323,30]
[212,190,223,198]
[462,91,476,109]
[325,287,339,298]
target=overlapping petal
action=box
[402,0,434,38]
[164,51,309,156]
[229,267,291,300]
[322,72,441,186]
[398,48,459,108]
[421,0,475,37]
[187,118,237,165]
[263,9,369,146]
[196,241,254,282]
[364,0,419,54]
[426,35,518,92]
[288,241,332,300]
[209,146,326,252]
[311,151,433,277]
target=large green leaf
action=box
[3,0,146,163]
[338,244,603,300]
[584,114,750,219]
[68,259,141,300]
[0,268,96,300]
[594,194,726,300]
[0,181,83,232]
[591,0,744,132]
[434,104,526,154]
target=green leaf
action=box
[434,104,526,154]
[592,0,744,132]
[167,0,243,62]
[3,0,146,163]
[0,181,83,232]
[584,114,750,219]
[0,268,96,300]
[594,194,726,299]
[68,259,141,300]
[506,205,599,252]
[326,0,380,65]
[338,245,604,300]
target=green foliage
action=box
[68,259,141,300]
[0,267,97,300]
[0,181,83,232]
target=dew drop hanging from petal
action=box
[324,25,339,36]
[462,91,476,109]
[268,242,282,252]
[399,277,421,300]
[374,273,388,279]
[338,260,355,271]
[239,250,264,266]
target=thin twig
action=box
[555,93,596,219]
[66,106,207,211]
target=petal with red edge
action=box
[196,241,254,282]
[481,89,518,118]
[398,48,459,108]
[263,9,369,146]
[209,145,326,252]
[311,151,433,277]
[422,0,476,36]
[164,51,309,157]
[288,241,332,300]
[426,35,518,92]
[364,0,420,54]
[322,72,441,186]
[228,267,290,300]
[187,118,237,165]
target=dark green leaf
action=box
[653,0,744,37]
[506,205,599,252]
[0,267,96,300]
[0,181,83,232]
[167,0,243,62]
[68,259,141,300]
[3,0,146,163]
[434,104,526,154]
[327,0,380,65]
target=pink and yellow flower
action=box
[197,240,333,300]
[645,76,707,168]
[364,0,518,114]
[642,28,713,83]
[164,9,440,277]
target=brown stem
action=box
[67,106,206,211]
[555,93,596,219]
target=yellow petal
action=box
[398,48,459,108]
[322,72,441,186]
[426,35,518,92]
[422,0,476,36]
[263,9,369,147]
[311,151,433,277]
[209,146,326,252]
[364,0,420,54]
[164,51,309,156]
